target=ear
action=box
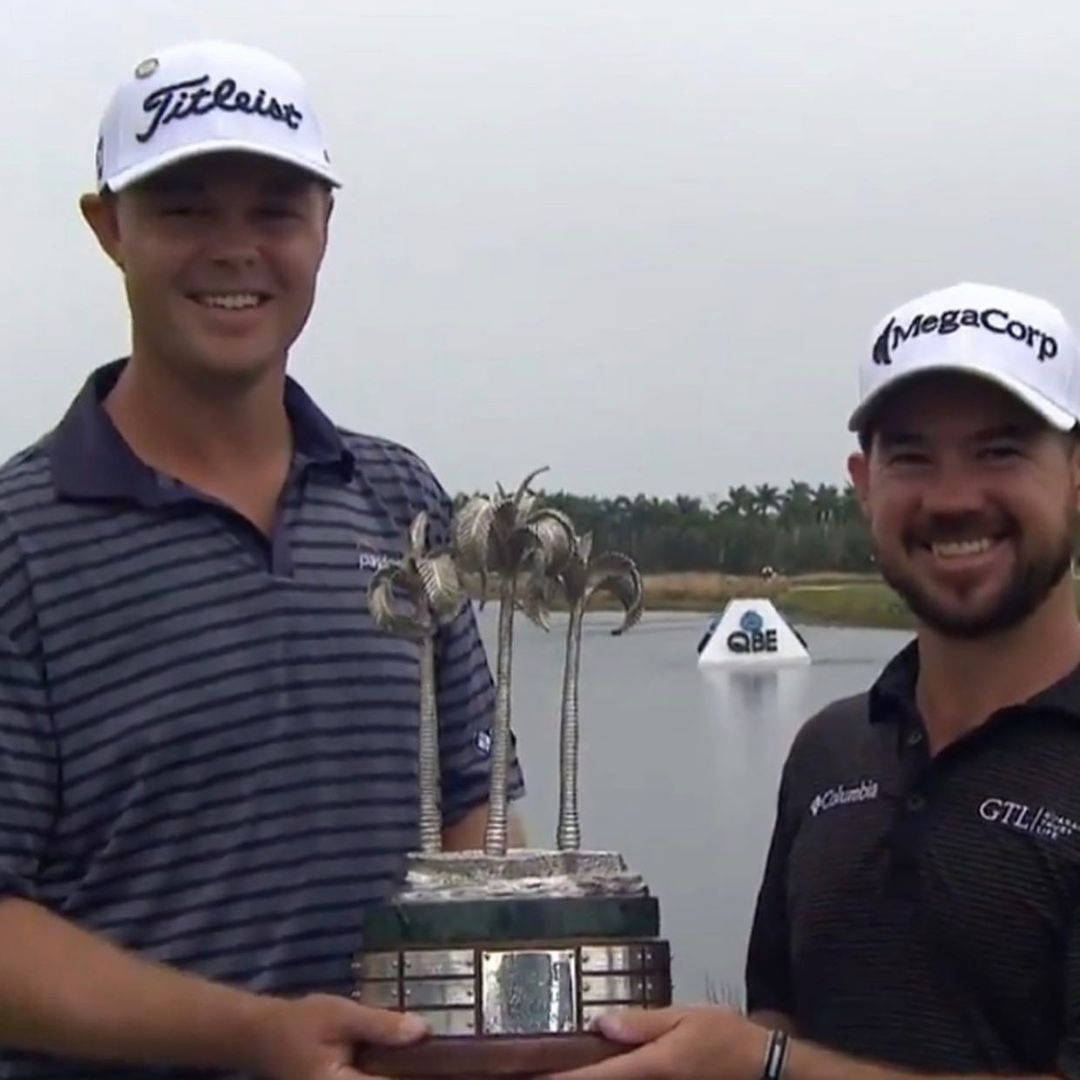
[317,191,334,265]
[847,450,872,519]
[79,192,124,270]
[1069,434,1080,512]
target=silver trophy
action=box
[354,469,672,1078]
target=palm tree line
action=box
[453,481,874,576]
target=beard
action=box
[876,510,1076,640]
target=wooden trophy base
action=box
[353,865,672,1078]
[359,1032,627,1078]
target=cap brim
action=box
[848,360,1076,434]
[103,139,342,192]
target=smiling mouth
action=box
[188,292,270,310]
[930,538,995,559]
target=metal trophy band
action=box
[352,468,673,1077]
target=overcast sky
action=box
[3,0,1080,501]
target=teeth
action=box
[194,293,262,310]
[931,538,993,558]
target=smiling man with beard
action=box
[551,282,1080,1080]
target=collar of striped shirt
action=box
[48,357,355,503]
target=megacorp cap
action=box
[850,282,1080,433]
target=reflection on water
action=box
[474,607,912,1003]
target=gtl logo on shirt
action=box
[979,798,1080,842]
[809,780,879,817]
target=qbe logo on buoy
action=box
[726,609,778,654]
[698,598,810,667]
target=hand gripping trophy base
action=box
[353,850,672,1077]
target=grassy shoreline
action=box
[466,571,916,629]
[474,571,1080,631]
[640,572,916,629]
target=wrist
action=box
[760,1028,790,1080]
[229,991,288,1077]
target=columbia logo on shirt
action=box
[809,780,879,817]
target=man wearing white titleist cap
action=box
[0,39,525,1080]
[553,283,1080,1080]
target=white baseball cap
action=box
[94,40,341,193]
[849,282,1080,434]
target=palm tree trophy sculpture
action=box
[451,466,574,856]
[526,530,643,851]
[367,510,466,854]
[354,473,670,1078]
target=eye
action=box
[156,199,213,218]
[257,202,301,219]
[980,442,1022,461]
[886,451,930,467]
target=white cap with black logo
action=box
[94,39,342,193]
[849,282,1080,434]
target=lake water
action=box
[473,606,914,1005]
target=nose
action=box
[205,211,260,269]
[920,454,985,516]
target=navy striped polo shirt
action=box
[0,359,523,1079]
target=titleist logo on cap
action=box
[872,307,1059,367]
[136,75,304,144]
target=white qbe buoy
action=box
[696,598,810,666]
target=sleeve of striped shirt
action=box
[434,602,525,826]
[0,630,56,903]
[744,760,794,1016]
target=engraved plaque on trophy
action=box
[353,469,672,1077]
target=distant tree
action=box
[838,482,862,523]
[453,478,874,576]
[780,481,814,528]
[812,483,840,525]
[723,485,754,518]
[751,484,782,518]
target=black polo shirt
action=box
[746,641,1080,1077]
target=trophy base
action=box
[359,1032,627,1078]
[352,852,672,1077]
